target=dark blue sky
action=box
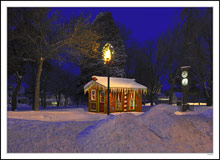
[58,7,182,42]
[57,7,183,76]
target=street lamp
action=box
[102,43,114,115]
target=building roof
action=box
[84,76,147,93]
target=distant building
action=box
[157,92,183,105]
[8,84,72,106]
[8,84,28,104]
[157,93,169,104]
[46,94,72,106]
[172,92,183,104]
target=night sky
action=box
[58,7,182,41]
[57,7,183,77]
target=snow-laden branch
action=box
[15,71,22,80]
[10,56,36,63]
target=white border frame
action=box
[1,1,219,159]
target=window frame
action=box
[91,89,96,101]
[100,90,105,103]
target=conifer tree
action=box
[78,11,127,98]
[92,11,127,77]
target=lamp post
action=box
[102,43,114,115]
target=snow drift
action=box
[76,104,213,153]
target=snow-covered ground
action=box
[7,104,213,153]
[8,107,107,122]
[7,119,95,153]
[7,104,144,122]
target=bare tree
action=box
[180,8,213,105]
[143,40,167,105]
[8,8,36,110]
[8,8,101,111]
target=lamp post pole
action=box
[102,43,114,115]
[107,63,110,115]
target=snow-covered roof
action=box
[84,76,147,93]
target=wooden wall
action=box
[88,83,142,113]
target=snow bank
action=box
[7,104,213,153]
[76,104,213,153]
[7,119,95,153]
[198,108,213,118]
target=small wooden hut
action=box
[84,76,147,113]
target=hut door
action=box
[99,90,104,112]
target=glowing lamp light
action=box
[104,49,111,62]
[102,43,114,64]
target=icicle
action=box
[113,88,116,93]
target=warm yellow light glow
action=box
[104,48,111,62]
[102,43,114,64]
[52,102,57,105]
[158,98,169,100]
[187,102,207,106]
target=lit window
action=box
[52,101,57,105]
[129,91,135,110]
[91,90,96,100]
[100,91,104,103]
